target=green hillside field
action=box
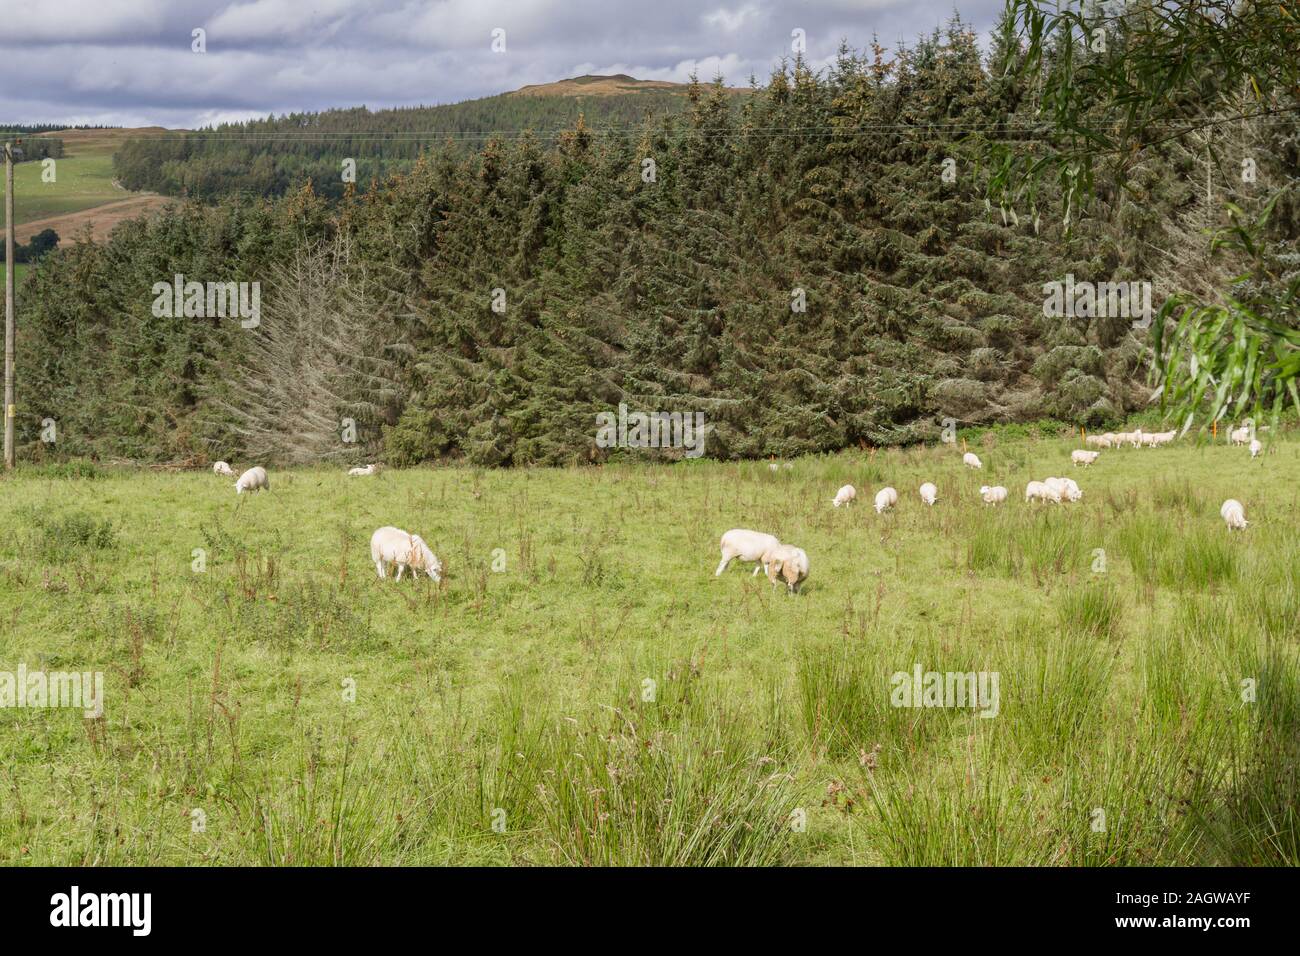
[1,431,1296,865]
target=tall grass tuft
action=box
[1057,581,1124,641]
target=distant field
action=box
[11,127,172,241]
[0,433,1297,865]
[0,263,30,286]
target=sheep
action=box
[874,486,899,513]
[716,529,781,577]
[348,464,378,477]
[212,461,236,477]
[234,466,269,495]
[1025,480,1061,504]
[1229,425,1251,446]
[979,485,1008,506]
[371,526,443,581]
[919,482,938,506]
[1072,450,1100,467]
[761,543,809,594]
[1220,499,1248,531]
[963,452,982,469]
[1085,433,1115,449]
[1153,430,1177,446]
[1044,476,1082,503]
[1250,438,1262,459]
[1112,431,1132,448]
[831,484,857,508]
[1130,428,1145,448]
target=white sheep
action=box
[874,486,899,513]
[1250,438,1262,459]
[761,543,809,594]
[979,485,1008,506]
[1071,450,1100,467]
[1220,499,1248,531]
[963,452,982,469]
[1085,433,1114,449]
[919,482,938,506]
[1131,428,1145,448]
[1044,476,1082,503]
[348,464,378,476]
[831,484,857,508]
[371,526,442,581]
[234,466,269,495]
[212,461,236,477]
[1229,425,1251,446]
[716,529,781,577]
[1025,480,1061,504]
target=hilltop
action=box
[510,73,745,97]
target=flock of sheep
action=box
[211,421,1264,598]
[212,459,440,581]
[716,425,1262,595]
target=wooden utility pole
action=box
[4,139,15,471]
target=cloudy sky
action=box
[1,0,1006,129]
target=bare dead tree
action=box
[209,234,402,465]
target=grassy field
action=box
[0,263,30,286]
[13,140,122,225]
[10,128,172,242]
[1,431,1297,866]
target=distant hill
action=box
[510,73,745,97]
[10,126,172,243]
[113,75,743,202]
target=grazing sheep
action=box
[1025,480,1061,504]
[348,464,378,477]
[762,543,809,594]
[1229,425,1251,446]
[1085,433,1114,449]
[1153,430,1177,446]
[212,461,236,477]
[1072,449,1100,467]
[234,466,269,495]
[874,486,899,513]
[371,526,442,581]
[716,529,781,577]
[831,484,857,508]
[979,485,1008,506]
[1250,438,1262,459]
[963,452,982,469]
[1043,476,1081,503]
[919,482,938,506]
[1220,499,1248,531]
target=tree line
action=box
[18,14,1297,466]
